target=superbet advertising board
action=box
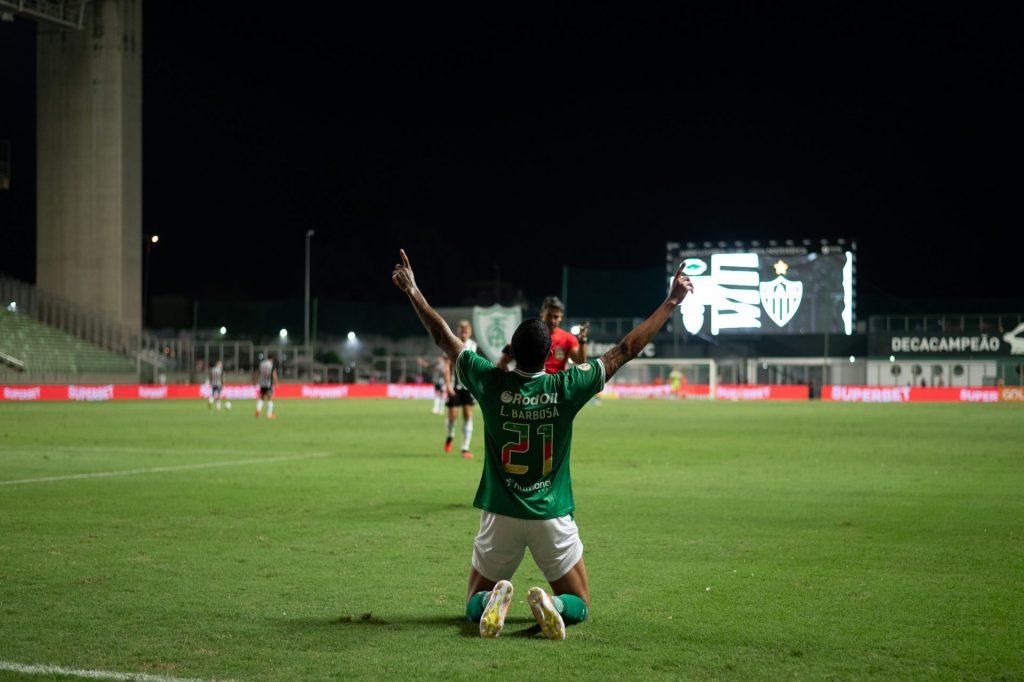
[667,241,855,336]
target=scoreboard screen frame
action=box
[666,240,855,336]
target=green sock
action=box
[553,594,588,624]
[465,591,490,622]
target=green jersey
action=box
[456,349,606,520]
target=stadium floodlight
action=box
[219,326,227,335]
[280,328,288,339]
[347,331,357,341]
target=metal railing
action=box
[563,317,645,338]
[0,0,90,30]
[189,343,319,382]
[369,356,428,384]
[868,313,1024,335]
[0,349,25,370]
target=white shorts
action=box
[471,511,584,584]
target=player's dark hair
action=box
[510,318,551,371]
[541,295,564,312]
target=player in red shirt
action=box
[498,296,588,374]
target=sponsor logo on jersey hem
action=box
[505,478,552,493]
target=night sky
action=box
[1,6,1021,314]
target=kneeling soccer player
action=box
[392,249,693,639]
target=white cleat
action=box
[479,580,514,638]
[528,586,566,640]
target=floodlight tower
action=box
[304,230,315,349]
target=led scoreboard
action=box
[667,240,855,336]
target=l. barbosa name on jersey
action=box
[499,405,561,420]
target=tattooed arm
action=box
[600,265,694,380]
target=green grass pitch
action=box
[0,399,1021,681]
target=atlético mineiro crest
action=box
[472,304,522,362]
[759,260,802,327]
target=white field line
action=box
[0,452,330,486]
[2,445,281,457]
[0,660,242,682]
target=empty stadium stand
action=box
[0,310,137,376]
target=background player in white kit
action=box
[444,320,476,458]
[255,354,277,419]
[208,359,230,411]
[417,354,448,414]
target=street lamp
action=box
[305,230,315,349]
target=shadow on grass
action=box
[275,614,544,638]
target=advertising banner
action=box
[716,384,809,401]
[598,384,804,400]
[823,386,1003,403]
[600,384,674,399]
[0,384,435,402]
[4,383,1014,403]
[1000,386,1024,402]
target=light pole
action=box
[143,234,159,329]
[304,230,315,350]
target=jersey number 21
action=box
[501,422,554,476]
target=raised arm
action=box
[600,265,694,380]
[392,249,464,363]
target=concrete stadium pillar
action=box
[36,0,142,332]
